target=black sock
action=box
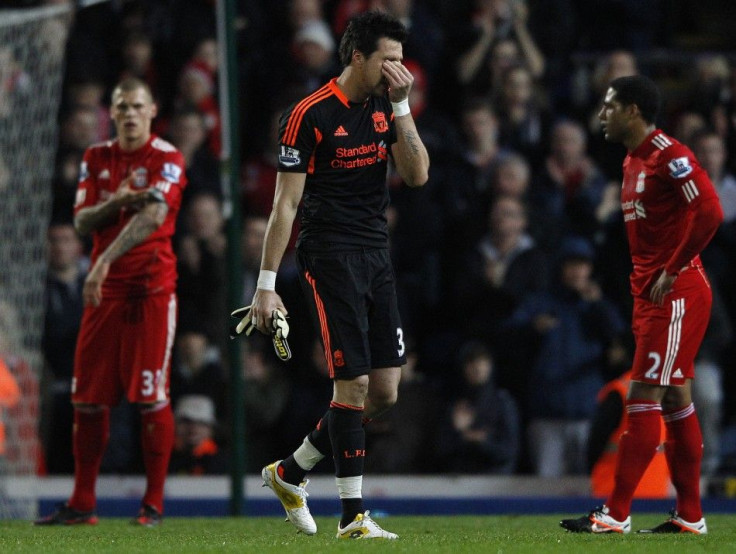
[279,455,306,485]
[280,412,330,485]
[328,402,365,527]
[307,412,331,455]
[340,497,364,528]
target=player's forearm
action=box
[393,118,430,187]
[74,197,125,236]
[96,204,167,265]
[260,204,298,273]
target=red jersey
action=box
[621,130,722,297]
[74,135,187,298]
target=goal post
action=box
[0,3,72,519]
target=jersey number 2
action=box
[645,352,661,380]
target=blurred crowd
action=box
[19,0,736,480]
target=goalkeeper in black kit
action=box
[231,10,429,540]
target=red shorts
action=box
[631,267,711,386]
[72,293,177,405]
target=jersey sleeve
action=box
[658,144,724,274]
[658,144,719,208]
[277,102,319,173]
[149,150,187,212]
[73,148,99,215]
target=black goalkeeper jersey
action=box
[277,78,398,249]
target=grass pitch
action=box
[2,514,735,553]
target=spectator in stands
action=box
[671,111,707,148]
[42,221,88,474]
[288,19,340,94]
[169,395,228,475]
[176,192,227,355]
[176,38,221,157]
[531,119,609,250]
[495,63,551,167]
[437,98,510,272]
[506,236,626,477]
[452,0,544,100]
[693,129,736,224]
[364,338,441,473]
[167,107,220,206]
[118,31,158,101]
[170,329,228,425]
[59,106,102,153]
[451,195,548,392]
[65,79,111,142]
[242,338,291,472]
[435,341,520,473]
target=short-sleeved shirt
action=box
[74,135,187,298]
[277,78,397,249]
[620,129,719,297]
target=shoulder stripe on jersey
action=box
[652,134,672,150]
[283,85,333,147]
[682,179,699,202]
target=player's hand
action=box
[382,60,413,103]
[112,174,152,212]
[250,289,288,336]
[649,269,676,306]
[83,260,110,307]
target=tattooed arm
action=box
[75,174,153,236]
[82,200,169,307]
[391,116,430,188]
[382,60,430,188]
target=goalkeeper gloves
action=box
[230,306,292,362]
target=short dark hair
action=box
[338,11,408,67]
[609,75,661,125]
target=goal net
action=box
[0,4,71,519]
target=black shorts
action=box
[297,246,407,379]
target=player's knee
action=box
[369,387,398,413]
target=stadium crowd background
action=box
[27,0,736,481]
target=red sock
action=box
[140,403,174,514]
[69,407,110,512]
[663,403,703,522]
[606,400,662,521]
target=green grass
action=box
[1,515,735,553]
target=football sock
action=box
[607,399,662,521]
[140,402,175,514]
[328,401,365,527]
[280,414,330,485]
[69,406,110,512]
[663,403,703,522]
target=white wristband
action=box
[391,98,410,117]
[257,270,277,291]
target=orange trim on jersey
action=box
[329,401,364,412]
[308,127,323,174]
[283,84,333,146]
[327,78,350,108]
[305,271,334,378]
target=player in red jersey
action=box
[562,75,723,534]
[36,78,187,527]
